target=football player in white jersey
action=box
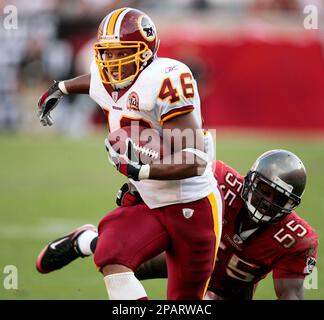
[37,7,223,300]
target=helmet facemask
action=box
[242,171,301,224]
[94,41,153,88]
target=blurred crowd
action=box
[0,0,323,136]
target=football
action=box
[107,125,165,165]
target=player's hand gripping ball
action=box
[105,125,168,180]
[107,125,165,165]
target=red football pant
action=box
[94,192,222,300]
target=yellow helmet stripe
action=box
[107,8,125,36]
[102,12,113,37]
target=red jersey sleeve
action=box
[213,160,245,216]
[213,160,243,184]
[272,217,318,279]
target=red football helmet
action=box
[94,7,159,86]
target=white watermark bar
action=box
[107,123,217,166]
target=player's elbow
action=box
[181,161,207,178]
[277,291,304,300]
[275,278,304,300]
[195,161,207,176]
[182,149,208,175]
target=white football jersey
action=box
[90,57,218,208]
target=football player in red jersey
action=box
[37,149,318,300]
[36,7,223,300]
[201,149,317,300]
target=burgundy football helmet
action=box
[94,7,159,86]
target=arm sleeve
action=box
[273,236,318,279]
[158,64,198,125]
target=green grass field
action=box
[0,130,323,299]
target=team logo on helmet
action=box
[127,92,140,111]
[112,92,119,103]
[139,15,156,42]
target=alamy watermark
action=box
[107,124,217,176]
[3,265,18,290]
[304,5,319,30]
[2,5,18,30]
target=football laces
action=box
[132,142,159,160]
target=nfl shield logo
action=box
[182,208,194,219]
[112,91,118,102]
[304,257,316,274]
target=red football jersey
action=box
[208,160,318,300]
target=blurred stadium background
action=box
[0,0,323,299]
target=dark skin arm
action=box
[273,278,304,300]
[135,252,167,280]
[63,74,91,94]
[148,112,207,180]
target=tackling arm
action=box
[135,253,168,280]
[272,227,318,300]
[273,278,304,300]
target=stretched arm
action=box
[63,74,90,94]
[273,278,304,300]
[38,74,90,126]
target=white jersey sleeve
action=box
[155,60,200,125]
